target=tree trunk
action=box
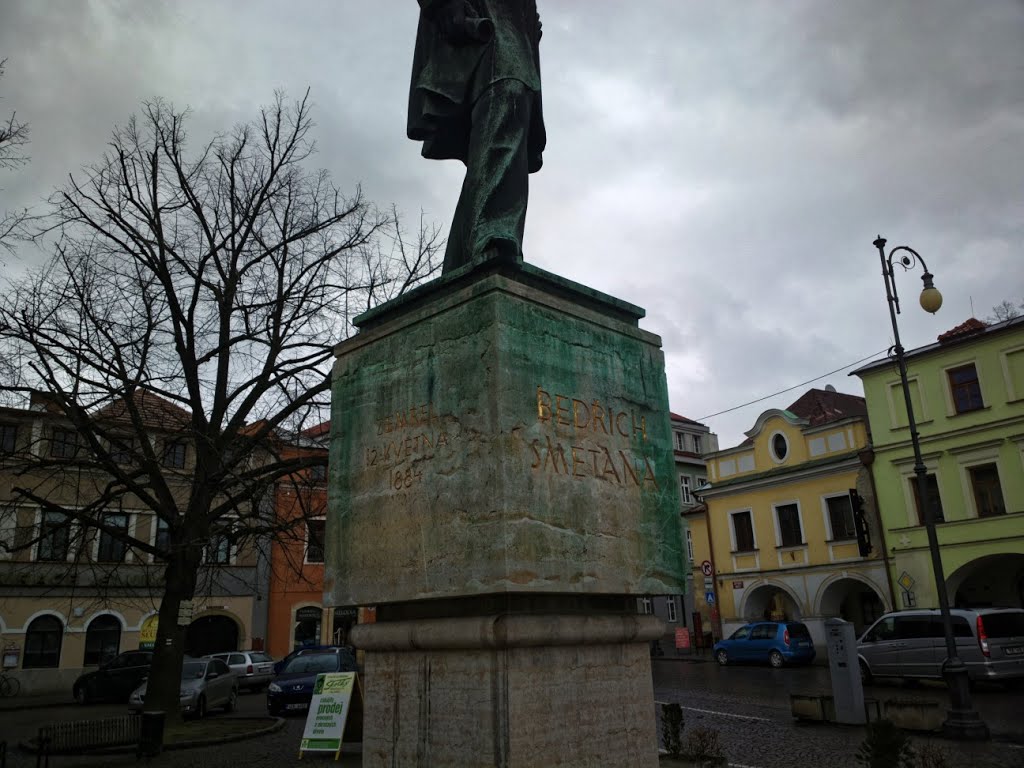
[144,548,201,722]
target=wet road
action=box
[0,661,1021,767]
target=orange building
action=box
[266,422,357,658]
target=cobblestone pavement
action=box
[0,661,1021,767]
[652,657,1024,768]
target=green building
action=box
[851,315,1024,611]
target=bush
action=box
[915,743,949,768]
[855,719,915,768]
[661,703,684,758]
[683,726,724,761]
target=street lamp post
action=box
[873,236,988,741]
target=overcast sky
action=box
[1,1,1022,448]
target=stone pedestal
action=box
[328,261,684,767]
[352,613,662,767]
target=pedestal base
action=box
[352,613,663,768]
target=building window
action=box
[154,517,171,554]
[83,615,121,666]
[679,475,692,504]
[775,504,803,547]
[673,432,686,452]
[108,437,133,465]
[0,423,16,453]
[692,435,702,454]
[640,597,653,615]
[23,615,63,668]
[666,597,677,622]
[306,519,326,563]
[206,532,232,565]
[826,495,856,540]
[731,511,755,552]
[97,513,129,562]
[770,433,788,462]
[162,440,187,469]
[50,429,78,459]
[37,511,70,562]
[947,364,984,414]
[911,474,944,525]
[310,463,328,483]
[969,464,1005,517]
[686,529,694,562]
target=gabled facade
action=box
[694,388,893,648]
[852,315,1024,612]
[0,393,268,695]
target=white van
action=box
[857,608,1024,686]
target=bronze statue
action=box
[409,0,546,273]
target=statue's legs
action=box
[443,79,533,273]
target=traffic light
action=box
[850,488,872,557]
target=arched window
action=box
[83,615,121,666]
[23,615,63,668]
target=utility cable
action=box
[697,348,889,421]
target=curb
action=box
[19,716,287,756]
[0,698,75,712]
[164,716,287,751]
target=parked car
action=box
[857,608,1024,686]
[267,647,358,716]
[73,650,153,704]
[207,650,275,692]
[129,658,238,718]
[272,644,332,675]
[713,621,816,667]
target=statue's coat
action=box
[408,0,546,173]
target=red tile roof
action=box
[937,317,987,344]
[670,412,705,426]
[301,421,331,438]
[786,388,866,427]
[93,390,191,427]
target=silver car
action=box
[857,608,1024,685]
[129,658,238,717]
[207,650,275,692]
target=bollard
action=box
[137,711,166,758]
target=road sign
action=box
[897,571,915,592]
[704,591,715,605]
[700,560,713,577]
[703,577,714,590]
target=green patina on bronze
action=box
[409,0,545,273]
[326,264,685,607]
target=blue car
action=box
[713,621,816,667]
[266,647,358,716]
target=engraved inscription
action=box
[530,387,658,489]
[364,402,455,490]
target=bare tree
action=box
[0,57,31,253]
[0,91,440,719]
[985,299,1023,324]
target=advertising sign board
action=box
[299,672,358,759]
[139,615,159,650]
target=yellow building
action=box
[694,387,895,648]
